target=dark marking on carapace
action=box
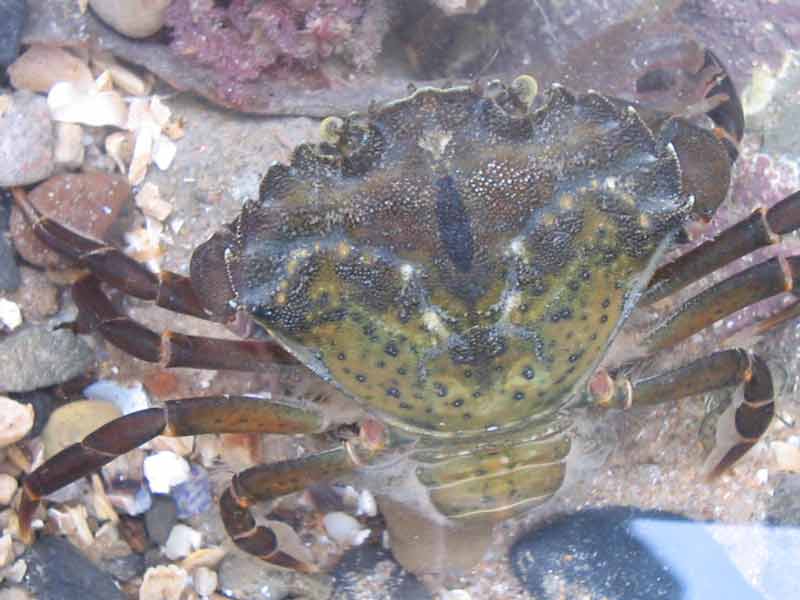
[435,175,473,273]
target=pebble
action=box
[83,379,150,415]
[0,326,93,393]
[0,473,18,505]
[509,507,763,600]
[322,512,370,547]
[192,566,218,596]
[11,390,55,438]
[7,45,94,93]
[53,122,85,170]
[89,0,171,39]
[332,542,431,600]
[0,587,30,600]
[0,91,54,187]
[9,172,131,269]
[0,0,27,70]
[163,523,202,560]
[0,298,22,330]
[172,464,212,519]
[9,267,59,321]
[218,551,332,600]
[42,399,121,458]
[144,451,190,494]
[139,564,188,600]
[99,551,145,583]
[0,396,34,447]
[144,494,178,546]
[0,533,12,567]
[0,190,20,293]
[23,536,125,600]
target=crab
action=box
[12,48,800,575]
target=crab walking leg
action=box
[220,419,387,571]
[11,187,210,319]
[73,275,296,370]
[644,255,800,352]
[18,396,329,543]
[644,191,800,303]
[589,349,774,479]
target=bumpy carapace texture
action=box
[194,82,692,440]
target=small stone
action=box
[0,473,18,505]
[441,591,471,600]
[0,298,22,330]
[11,390,54,438]
[54,122,85,170]
[135,182,172,221]
[0,396,34,447]
[0,0,27,69]
[0,533,13,567]
[8,45,94,94]
[180,547,225,572]
[0,191,20,293]
[93,522,132,559]
[192,566,217,596]
[99,552,145,583]
[89,0,171,38]
[118,515,149,553]
[10,267,59,321]
[24,536,125,600]
[163,523,203,560]
[0,327,93,393]
[143,451,190,494]
[139,565,188,600]
[42,400,121,458]
[4,559,25,583]
[773,441,800,472]
[332,543,430,600]
[9,173,130,269]
[323,512,370,547]
[83,380,150,415]
[144,494,178,546]
[218,551,332,600]
[0,91,54,187]
[172,464,212,519]
[0,587,31,600]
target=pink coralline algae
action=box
[165,0,388,103]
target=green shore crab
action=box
[13,48,800,574]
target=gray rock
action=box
[0,91,54,187]
[218,551,331,600]
[23,536,125,600]
[0,190,20,292]
[0,326,93,392]
[144,493,178,546]
[0,0,27,69]
[99,552,145,582]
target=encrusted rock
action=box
[0,91,54,187]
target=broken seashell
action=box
[135,182,173,221]
[105,131,135,174]
[140,565,189,600]
[48,81,128,128]
[53,122,85,170]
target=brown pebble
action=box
[9,173,131,269]
[9,267,59,321]
[118,515,149,553]
[143,370,179,399]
